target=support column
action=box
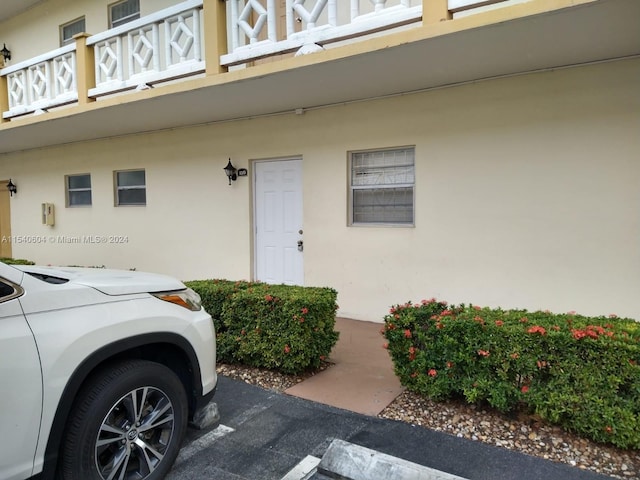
[203,0,229,75]
[0,72,8,123]
[423,0,452,24]
[74,33,96,105]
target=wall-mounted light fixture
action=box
[223,159,237,185]
[7,179,17,196]
[1,44,11,63]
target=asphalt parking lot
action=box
[166,376,613,480]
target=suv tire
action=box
[59,360,188,480]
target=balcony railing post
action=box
[423,0,452,24]
[0,73,8,123]
[203,0,228,75]
[74,33,96,105]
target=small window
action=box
[60,17,86,46]
[66,174,92,207]
[115,169,146,206]
[109,0,140,28]
[349,147,415,225]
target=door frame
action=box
[0,181,12,258]
[252,156,303,285]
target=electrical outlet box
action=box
[42,203,55,226]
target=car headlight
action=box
[152,288,202,311]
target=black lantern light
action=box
[7,179,17,196]
[223,159,237,185]
[1,44,11,63]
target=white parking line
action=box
[174,424,235,466]
[280,455,321,480]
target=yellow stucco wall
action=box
[2,58,639,321]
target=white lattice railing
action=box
[0,0,514,119]
[222,0,422,66]
[2,44,77,119]
[88,0,204,97]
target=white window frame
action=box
[109,0,140,29]
[60,17,86,46]
[65,173,92,207]
[348,146,415,226]
[115,169,146,206]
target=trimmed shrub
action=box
[1,257,35,265]
[383,299,640,449]
[186,280,339,374]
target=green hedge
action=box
[383,299,640,449]
[186,280,339,374]
[1,257,35,265]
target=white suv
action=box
[0,261,217,480]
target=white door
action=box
[254,159,304,285]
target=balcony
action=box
[0,0,638,154]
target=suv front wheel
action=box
[59,360,188,480]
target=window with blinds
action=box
[349,147,415,225]
[60,17,86,46]
[109,0,140,28]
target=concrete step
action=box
[282,439,469,480]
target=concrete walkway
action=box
[285,317,404,415]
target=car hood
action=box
[15,265,185,295]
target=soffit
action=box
[0,1,44,22]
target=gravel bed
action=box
[216,363,638,479]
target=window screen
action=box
[66,174,92,206]
[110,0,140,28]
[60,17,86,46]
[115,169,146,206]
[350,147,415,225]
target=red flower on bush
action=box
[474,316,485,325]
[382,343,389,349]
[284,344,291,354]
[494,320,504,327]
[428,369,437,377]
[265,294,273,301]
[527,325,547,335]
[411,372,418,378]
[436,322,444,330]
[521,385,529,394]
[571,325,607,340]
[409,346,417,361]
[510,352,520,359]
[301,307,309,314]
[477,349,490,357]
[519,317,529,323]
[404,329,412,338]
[446,361,454,369]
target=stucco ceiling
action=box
[0,0,639,155]
[0,0,43,22]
